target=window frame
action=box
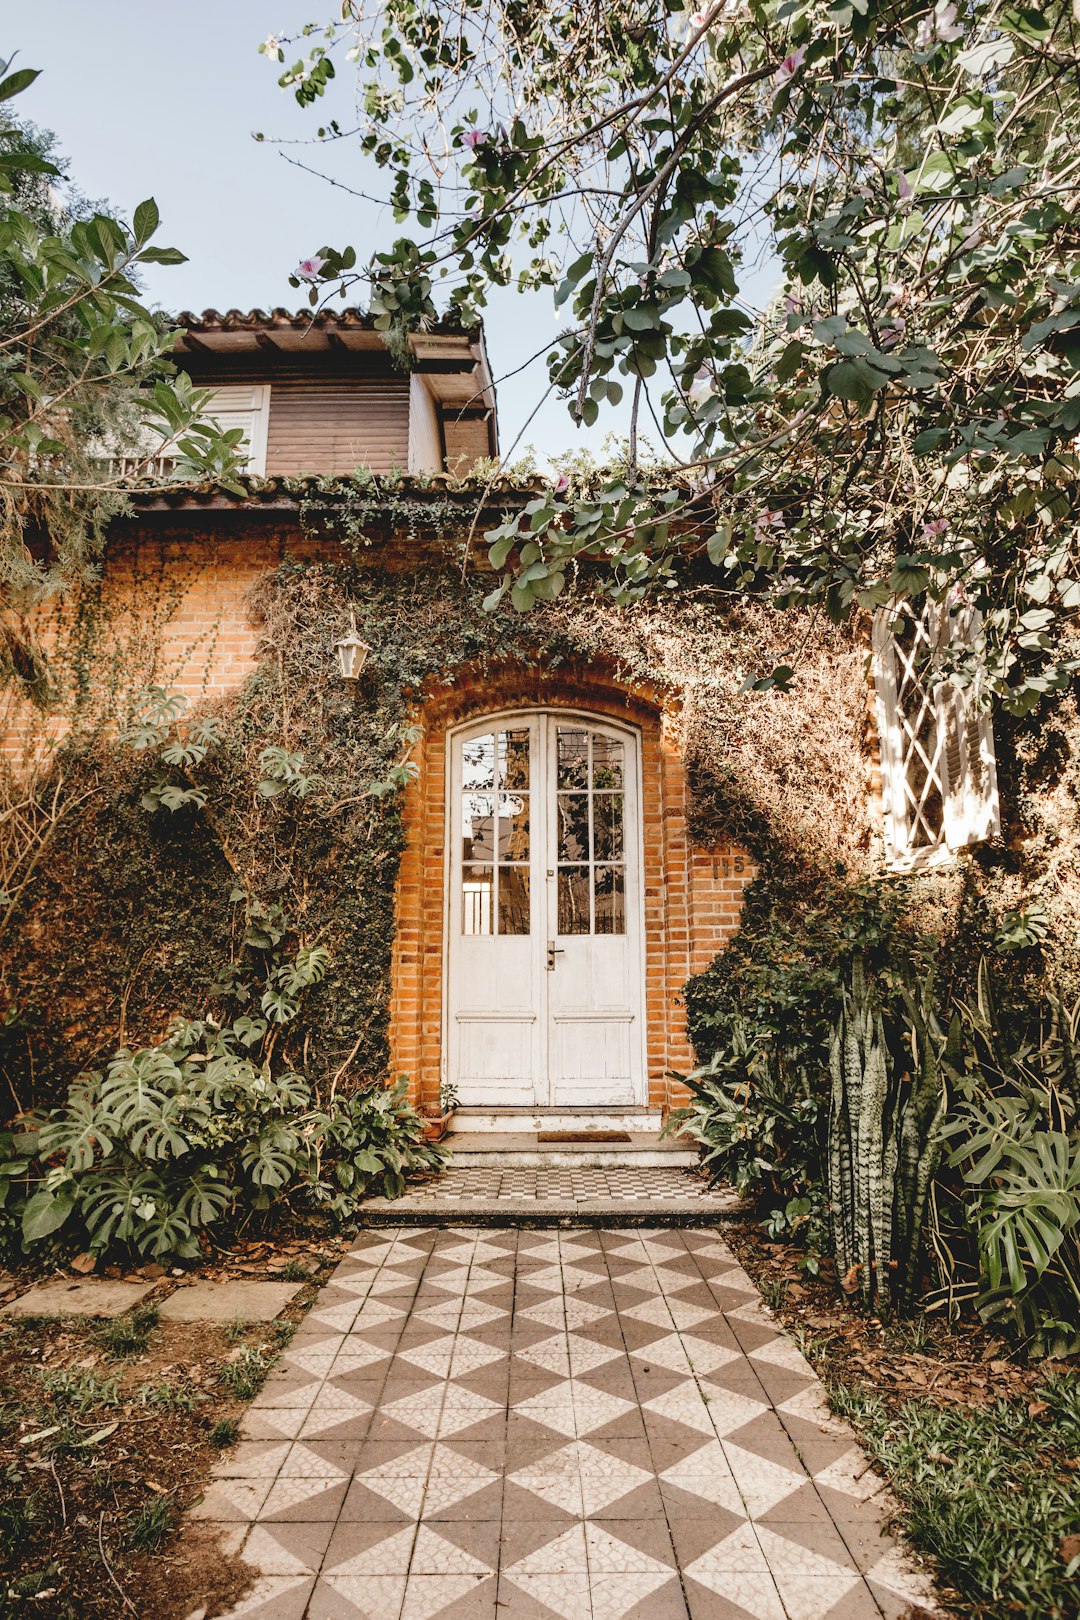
[872,597,1000,871]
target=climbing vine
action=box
[1,506,1076,1132]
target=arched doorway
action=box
[446,709,646,1109]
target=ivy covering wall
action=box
[1,509,1077,1117]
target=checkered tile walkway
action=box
[364,1166,742,1207]
[194,1228,940,1620]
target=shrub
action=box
[943,963,1080,1355]
[669,1018,829,1262]
[5,1009,443,1262]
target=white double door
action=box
[447,711,645,1108]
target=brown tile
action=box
[833,1518,904,1573]
[257,1479,349,1523]
[323,1518,416,1574]
[306,1573,407,1617]
[501,1479,581,1522]
[757,1517,858,1570]
[221,1575,318,1618]
[410,1518,500,1571]
[669,1514,760,1567]
[498,1518,588,1571]
[402,1572,499,1617]
[724,1412,808,1468]
[338,1479,418,1522]
[753,1481,836,1524]
[587,1516,678,1568]
[495,1573,589,1618]
[422,1478,505,1523]
[683,1573,783,1619]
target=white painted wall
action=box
[408,375,443,472]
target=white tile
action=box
[327,1525,415,1575]
[771,1572,865,1620]
[216,1576,315,1618]
[722,1443,809,1517]
[504,1523,588,1574]
[311,1575,407,1617]
[590,1571,673,1618]
[814,1447,889,1502]
[401,1573,492,1619]
[584,1522,671,1574]
[659,1440,747,1515]
[500,1573,591,1620]
[685,1567,786,1619]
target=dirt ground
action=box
[0,1234,350,1620]
[723,1226,1056,1413]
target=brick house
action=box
[8,308,1000,1138]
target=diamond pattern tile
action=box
[192,1225,941,1619]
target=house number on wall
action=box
[712,855,746,879]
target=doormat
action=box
[537,1131,632,1143]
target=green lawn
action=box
[829,1371,1080,1619]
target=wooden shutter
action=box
[872,597,998,869]
[204,385,270,475]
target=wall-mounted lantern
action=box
[332,615,372,681]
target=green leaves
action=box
[21,1183,77,1242]
[0,63,246,602]
[131,198,160,244]
[0,66,40,103]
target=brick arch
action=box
[387,659,754,1116]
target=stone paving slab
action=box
[191,1226,942,1620]
[159,1281,303,1323]
[0,1276,157,1318]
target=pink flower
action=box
[461,130,488,150]
[688,7,712,28]
[773,43,807,87]
[879,316,906,349]
[897,171,913,201]
[294,254,326,282]
[922,518,949,540]
[756,508,785,535]
[554,474,570,494]
[915,1,963,48]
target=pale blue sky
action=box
[9,3,778,465]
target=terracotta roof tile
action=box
[176,306,480,336]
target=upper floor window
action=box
[872,594,999,870]
[195,384,270,476]
[108,383,270,479]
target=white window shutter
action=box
[872,597,999,869]
[203,384,270,475]
[938,601,1000,850]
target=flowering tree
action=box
[0,62,245,627]
[265,1,1080,710]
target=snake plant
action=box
[829,958,947,1316]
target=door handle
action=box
[546,941,565,971]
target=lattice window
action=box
[872,596,999,870]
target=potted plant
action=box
[421,1081,458,1142]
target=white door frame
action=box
[442,707,647,1108]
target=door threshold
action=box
[450,1107,664,1135]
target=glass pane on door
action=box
[459,727,531,935]
[555,725,626,936]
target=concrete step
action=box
[449,1107,664,1134]
[444,1129,698,1169]
[358,1200,747,1228]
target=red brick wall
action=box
[387,662,754,1116]
[9,526,755,1108]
